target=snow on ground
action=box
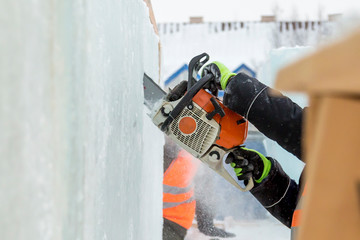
[186,217,290,240]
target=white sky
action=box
[151,0,360,22]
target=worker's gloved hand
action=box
[201,61,236,91]
[226,147,272,184]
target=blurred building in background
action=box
[158,19,336,83]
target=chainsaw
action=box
[143,53,254,191]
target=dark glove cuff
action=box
[250,158,291,208]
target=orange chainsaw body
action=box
[192,89,248,149]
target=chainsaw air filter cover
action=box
[169,102,219,158]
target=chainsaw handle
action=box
[225,163,254,191]
[187,53,210,90]
[201,146,254,192]
[241,176,254,191]
[224,151,255,190]
[208,162,254,191]
[160,74,213,132]
[160,53,214,132]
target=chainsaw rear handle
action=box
[203,146,254,192]
[224,152,255,190]
[213,160,254,192]
[224,150,255,191]
[232,172,254,192]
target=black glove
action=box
[201,61,236,96]
[201,61,236,91]
[201,63,221,95]
[226,147,272,183]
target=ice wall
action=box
[0,1,163,240]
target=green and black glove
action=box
[201,61,236,91]
[227,147,272,184]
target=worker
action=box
[202,62,305,238]
[163,137,236,239]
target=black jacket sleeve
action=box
[223,73,304,160]
[250,158,300,228]
[223,73,305,227]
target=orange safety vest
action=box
[163,150,200,229]
[291,183,307,239]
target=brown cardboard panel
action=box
[143,0,161,81]
[298,96,360,240]
[302,96,321,162]
[275,29,360,95]
[143,0,159,35]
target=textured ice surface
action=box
[0,1,162,240]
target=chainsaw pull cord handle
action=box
[187,53,210,91]
[206,97,225,120]
[160,74,213,132]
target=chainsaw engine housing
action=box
[152,89,247,159]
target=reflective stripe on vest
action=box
[163,184,195,209]
[163,196,196,209]
[291,184,308,239]
[163,150,200,229]
[163,184,193,195]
